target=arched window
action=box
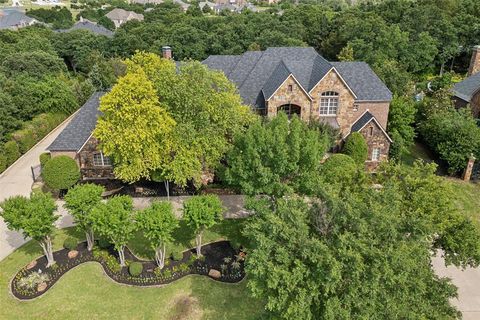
[319,91,339,116]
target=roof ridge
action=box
[237,50,264,90]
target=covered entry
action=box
[277,104,301,119]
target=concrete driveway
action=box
[0,114,77,261]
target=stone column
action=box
[463,154,476,181]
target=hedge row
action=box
[0,113,67,174]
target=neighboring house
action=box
[48,46,392,180]
[105,8,144,28]
[56,18,114,37]
[452,45,480,118]
[0,11,38,30]
[203,47,393,168]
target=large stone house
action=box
[48,46,392,180]
[453,45,480,118]
[204,47,393,168]
[105,8,144,28]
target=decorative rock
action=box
[37,282,47,292]
[26,260,37,270]
[208,269,221,279]
[135,187,144,193]
[68,250,79,259]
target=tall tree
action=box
[0,192,58,267]
[183,195,223,256]
[90,195,136,266]
[225,113,328,197]
[64,183,105,251]
[136,201,178,268]
[94,68,176,182]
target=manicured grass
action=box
[448,179,480,225]
[0,225,265,320]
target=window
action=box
[93,152,112,166]
[372,148,381,161]
[319,91,339,116]
[288,85,293,92]
[369,126,374,136]
[353,104,359,112]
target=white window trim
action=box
[93,152,111,167]
[319,91,339,116]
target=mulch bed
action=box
[11,241,246,300]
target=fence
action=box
[31,164,42,182]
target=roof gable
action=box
[350,110,393,142]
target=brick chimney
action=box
[468,45,480,76]
[162,46,172,60]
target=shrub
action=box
[162,269,172,278]
[0,154,7,174]
[230,239,242,251]
[42,155,80,190]
[18,272,50,289]
[39,152,51,167]
[97,237,111,249]
[171,251,183,261]
[320,154,358,185]
[129,262,143,276]
[13,129,37,154]
[3,141,20,166]
[343,132,368,165]
[63,237,78,251]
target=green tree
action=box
[42,155,80,190]
[0,192,58,267]
[183,195,223,256]
[342,132,368,165]
[320,154,358,186]
[64,183,105,251]
[388,96,417,160]
[94,68,176,182]
[3,141,20,166]
[90,195,136,266]
[125,52,255,187]
[136,201,178,268]
[225,113,328,197]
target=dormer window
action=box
[320,91,339,116]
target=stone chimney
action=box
[162,46,172,60]
[468,45,480,76]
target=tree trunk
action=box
[164,181,170,200]
[85,229,94,251]
[440,62,445,76]
[117,246,126,267]
[155,243,166,268]
[450,57,455,72]
[195,231,203,256]
[39,236,55,267]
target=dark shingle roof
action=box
[57,20,114,37]
[331,62,392,101]
[0,11,36,29]
[452,72,480,102]
[203,47,392,108]
[48,92,105,152]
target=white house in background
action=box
[0,11,38,30]
[105,8,144,28]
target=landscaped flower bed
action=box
[11,240,246,300]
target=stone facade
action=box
[265,68,391,168]
[358,120,390,170]
[266,75,312,121]
[78,136,115,180]
[468,45,480,77]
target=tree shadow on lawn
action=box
[128,218,251,260]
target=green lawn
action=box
[0,223,266,320]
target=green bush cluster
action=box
[42,155,80,190]
[63,237,78,251]
[39,152,51,167]
[171,251,183,261]
[128,262,143,276]
[0,113,66,174]
[320,154,358,185]
[342,132,368,165]
[93,249,121,273]
[97,237,111,249]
